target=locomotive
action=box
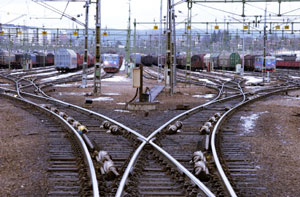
[102,53,123,73]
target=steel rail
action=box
[149,139,216,197]
[116,83,225,196]
[210,84,300,197]
[0,74,147,141]
[0,91,100,197]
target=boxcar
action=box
[191,54,206,71]
[211,53,220,69]
[46,53,54,66]
[55,49,78,71]
[176,54,186,69]
[219,51,231,70]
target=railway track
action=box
[0,66,299,196]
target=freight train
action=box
[0,49,55,69]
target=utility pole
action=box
[81,0,89,88]
[172,0,176,88]
[242,18,245,76]
[166,0,173,94]
[94,0,101,94]
[125,0,131,76]
[8,29,11,70]
[157,0,163,81]
[185,0,192,82]
[133,19,137,68]
[263,3,267,83]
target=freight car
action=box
[46,53,54,66]
[102,54,123,73]
[191,54,206,71]
[276,60,300,69]
[141,55,153,66]
[211,53,220,69]
[176,54,186,69]
[55,48,78,71]
[219,52,241,70]
[0,50,16,68]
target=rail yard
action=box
[1,0,300,197]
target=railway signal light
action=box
[243,25,248,30]
[284,25,289,30]
[154,25,158,30]
[42,31,47,35]
[73,32,78,36]
[187,25,191,30]
[214,25,219,30]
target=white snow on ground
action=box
[116,102,126,105]
[40,70,83,83]
[191,71,231,81]
[92,97,114,101]
[102,75,130,82]
[10,71,25,75]
[25,71,58,78]
[33,68,56,73]
[284,96,300,100]
[289,75,300,79]
[243,76,263,85]
[87,68,105,79]
[114,109,130,113]
[103,93,120,96]
[0,83,11,86]
[54,83,80,87]
[198,78,217,85]
[192,94,215,98]
[240,111,268,135]
[58,92,86,96]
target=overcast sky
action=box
[1,0,300,31]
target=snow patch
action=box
[198,78,217,85]
[192,94,215,99]
[58,92,86,96]
[25,71,58,78]
[103,92,120,96]
[114,109,130,113]
[102,75,130,82]
[54,83,80,87]
[41,70,83,82]
[243,76,263,85]
[116,102,126,105]
[92,97,114,101]
[240,111,268,135]
[289,75,300,79]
